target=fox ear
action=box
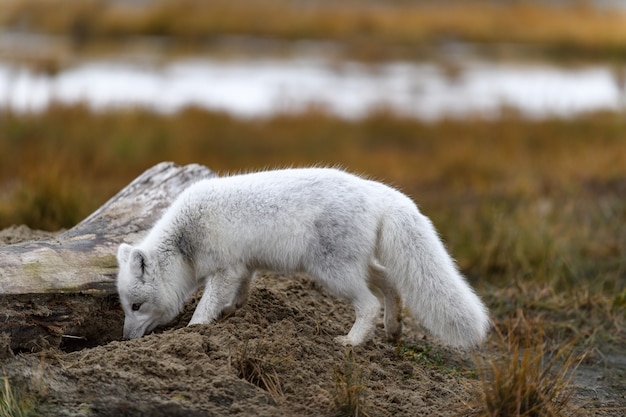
[129,248,148,280]
[117,243,133,264]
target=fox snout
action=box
[122,325,141,340]
[122,313,165,339]
[122,319,149,340]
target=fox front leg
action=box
[189,281,220,325]
[188,269,249,325]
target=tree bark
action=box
[0,162,215,353]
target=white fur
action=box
[116,168,490,347]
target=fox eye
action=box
[131,303,142,312]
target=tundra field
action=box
[5,0,626,63]
[0,107,625,416]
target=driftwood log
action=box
[0,162,215,353]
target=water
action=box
[0,58,622,119]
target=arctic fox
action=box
[117,168,489,347]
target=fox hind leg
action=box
[334,287,380,346]
[369,260,402,342]
[330,269,381,346]
[382,290,402,342]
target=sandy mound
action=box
[4,272,479,416]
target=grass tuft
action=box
[232,338,284,404]
[0,377,35,417]
[331,348,369,417]
[475,311,583,417]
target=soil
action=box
[1,226,625,416]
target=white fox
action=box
[116,168,489,347]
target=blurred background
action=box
[0,0,624,343]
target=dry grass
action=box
[3,0,626,61]
[231,337,286,404]
[1,105,625,227]
[474,312,584,417]
[0,377,35,417]
[0,105,624,384]
[1,107,624,297]
[331,348,369,417]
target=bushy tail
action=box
[378,201,490,349]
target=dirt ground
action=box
[1,226,625,416]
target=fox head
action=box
[116,243,182,339]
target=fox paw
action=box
[334,335,354,346]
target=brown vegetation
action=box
[3,0,626,61]
[1,106,625,414]
[475,312,584,417]
[1,105,624,342]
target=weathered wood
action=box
[0,162,215,352]
[0,162,215,296]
